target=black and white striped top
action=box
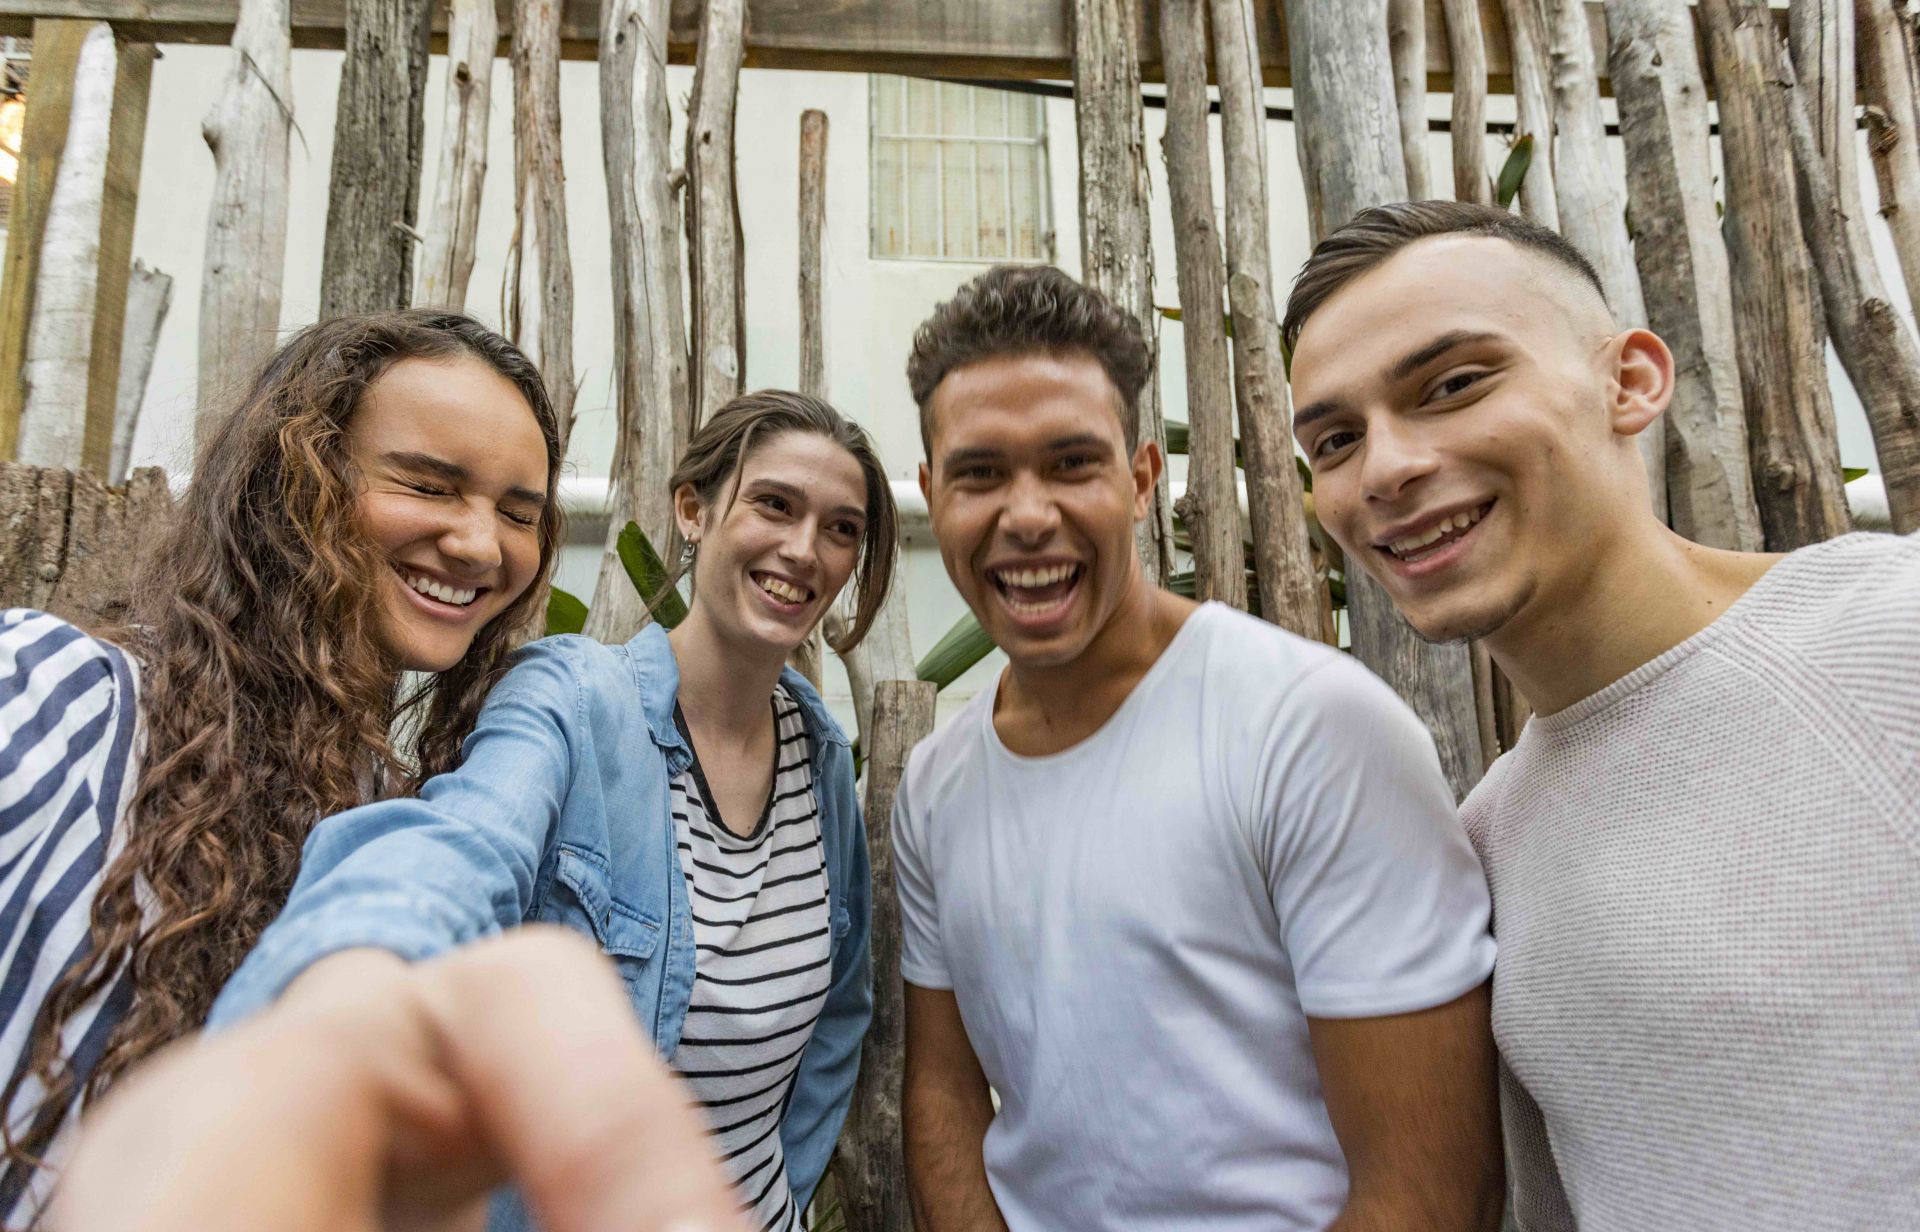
[0,611,143,1226]
[668,685,831,1232]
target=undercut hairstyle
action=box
[906,264,1152,456]
[662,389,897,654]
[1282,200,1609,352]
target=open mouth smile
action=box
[988,562,1084,618]
[751,571,814,611]
[394,564,485,612]
[1376,501,1493,567]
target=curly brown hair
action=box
[0,311,563,1193]
[905,264,1152,456]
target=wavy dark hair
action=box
[0,311,563,1195]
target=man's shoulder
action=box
[1176,602,1371,714]
[1737,531,1920,675]
[901,686,993,806]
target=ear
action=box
[917,461,932,505]
[672,483,705,543]
[1131,439,1163,521]
[1607,328,1674,440]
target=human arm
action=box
[778,739,874,1212]
[904,983,1008,1232]
[1307,984,1503,1231]
[58,928,751,1232]
[208,639,586,1026]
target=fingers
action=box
[411,927,753,1232]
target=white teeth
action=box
[404,571,478,607]
[993,564,1078,589]
[757,575,808,604]
[1386,506,1486,558]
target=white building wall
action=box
[122,46,1895,724]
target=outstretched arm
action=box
[60,929,751,1232]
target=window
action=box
[870,76,1053,263]
[0,37,29,241]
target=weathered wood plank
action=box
[1074,0,1173,585]
[0,462,173,626]
[0,19,88,463]
[684,0,745,428]
[1438,0,1491,203]
[415,0,495,310]
[80,35,150,474]
[831,678,934,1232]
[1389,0,1431,199]
[798,108,827,401]
[0,0,1613,87]
[111,259,170,482]
[318,0,429,316]
[507,0,575,443]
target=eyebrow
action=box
[382,450,548,507]
[743,477,864,521]
[1293,329,1504,433]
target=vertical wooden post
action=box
[80,35,148,476]
[1072,0,1174,585]
[832,678,935,1232]
[1159,0,1243,610]
[1785,35,1920,534]
[112,260,170,483]
[0,462,173,625]
[507,0,575,447]
[1498,0,1559,226]
[588,0,689,645]
[0,19,86,462]
[1857,0,1920,317]
[18,22,115,470]
[1210,0,1320,635]
[416,0,495,311]
[1542,0,1662,511]
[319,0,430,317]
[799,109,828,401]
[1604,0,1763,551]
[1438,0,1492,205]
[1699,0,1850,550]
[685,0,746,429]
[1388,0,1430,200]
[199,0,290,440]
[1284,0,1485,799]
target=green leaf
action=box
[616,521,689,629]
[1294,454,1313,493]
[545,586,588,636]
[1496,134,1533,209]
[1843,466,1870,483]
[915,612,997,690]
[1156,305,1184,322]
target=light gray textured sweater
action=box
[1462,531,1920,1231]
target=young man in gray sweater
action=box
[1282,200,1919,1231]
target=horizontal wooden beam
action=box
[0,0,1606,88]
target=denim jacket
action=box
[210,625,873,1222]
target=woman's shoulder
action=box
[1,609,134,708]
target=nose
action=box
[776,517,822,572]
[1358,416,1441,505]
[999,470,1060,546]
[438,501,504,574]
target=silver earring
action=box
[680,541,697,566]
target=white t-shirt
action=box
[893,603,1496,1231]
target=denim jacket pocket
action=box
[543,844,663,967]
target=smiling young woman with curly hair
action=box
[0,310,563,1226]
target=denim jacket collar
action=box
[622,624,852,767]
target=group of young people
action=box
[3,200,1914,1232]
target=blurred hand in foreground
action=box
[55,927,751,1232]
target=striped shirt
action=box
[0,611,143,1227]
[669,686,831,1232]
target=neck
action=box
[999,567,1191,733]
[1486,515,1779,715]
[668,607,788,736]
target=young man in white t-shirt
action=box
[893,265,1503,1231]
[1282,201,1920,1230]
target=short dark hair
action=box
[906,264,1151,456]
[1281,200,1609,352]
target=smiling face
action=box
[677,429,870,658]
[1289,235,1668,644]
[919,350,1156,670]
[347,355,551,673]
